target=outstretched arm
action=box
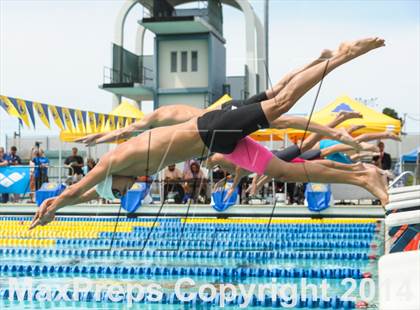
[320,142,378,158]
[270,115,361,150]
[30,156,112,229]
[355,132,401,143]
[300,112,363,151]
[223,166,248,201]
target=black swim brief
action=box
[299,149,321,160]
[221,91,268,111]
[271,145,301,162]
[197,102,270,154]
[271,145,322,162]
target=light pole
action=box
[264,0,269,89]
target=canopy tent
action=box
[285,95,401,141]
[59,101,144,142]
[249,128,284,141]
[402,148,419,163]
[207,94,232,110]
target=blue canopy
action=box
[402,148,419,163]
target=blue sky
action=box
[0,0,419,147]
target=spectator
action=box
[84,158,96,174]
[372,141,392,170]
[183,162,208,203]
[6,146,22,166]
[32,149,49,190]
[29,150,37,203]
[5,146,22,202]
[0,147,9,203]
[163,164,184,203]
[64,147,84,184]
[164,164,183,181]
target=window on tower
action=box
[191,51,198,72]
[170,51,177,72]
[181,51,188,72]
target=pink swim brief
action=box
[224,137,274,175]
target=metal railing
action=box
[389,171,417,188]
[103,66,154,85]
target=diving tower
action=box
[100,0,266,110]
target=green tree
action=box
[382,107,403,126]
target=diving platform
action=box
[99,83,154,101]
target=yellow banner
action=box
[49,105,65,130]
[0,95,20,117]
[88,111,96,132]
[76,110,86,132]
[96,114,105,132]
[108,115,116,131]
[61,108,74,132]
[33,102,50,129]
[16,99,31,127]
[117,116,125,129]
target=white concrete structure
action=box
[106,0,266,108]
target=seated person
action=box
[183,162,208,203]
[163,164,184,203]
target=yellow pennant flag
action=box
[62,108,74,132]
[108,115,116,131]
[125,118,133,127]
[96,114,105,132]
[117,116,125,129]
[49,105,65,130]
[33,102,51,129]
[16,99,31,127]
[0,95,20,117]
[88,111,96,132]
[75,110,86,132]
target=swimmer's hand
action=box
[337,111,363,121]
[347,124,366,133]
[74,132,105,145]
[213,178,227,191]
[386,132,402,141]
[246,182,257,196]
[223,187,235,202]
[29,198,57,230]
[334,128,362,151]
[360,142,380,153]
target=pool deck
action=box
[0,203,384,218]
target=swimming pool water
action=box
[0,216,383,309]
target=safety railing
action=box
[103,66,154,86]
[388,171,416,188]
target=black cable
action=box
[299,60,330,185]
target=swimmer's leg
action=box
[265,49,333,99]
[260,38,385,123]
[94,105,202,144]
[264,157,388,205]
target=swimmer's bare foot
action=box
[320,49,334,60]
[338,37,385,59]
[363,166,389,205]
